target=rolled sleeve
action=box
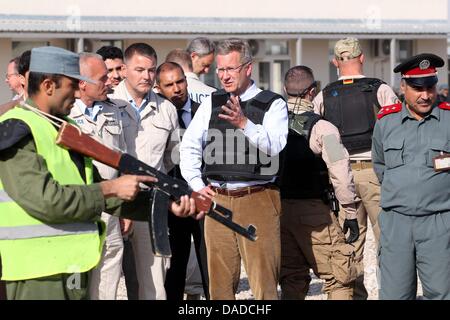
[341,203,358,220]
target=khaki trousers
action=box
[89,213,124,300]
[205,188,281,300]
[339,167,381,300]
[280,199,357,300]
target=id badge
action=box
[433,153,450,172]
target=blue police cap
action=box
[29,46,94,83]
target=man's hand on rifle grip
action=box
[170,195,206,220]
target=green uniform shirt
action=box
[0,132,150,223]
[372,103,450,215]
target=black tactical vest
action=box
[203,89,283,182]
[322,77,384,151]
[278,111,330,199]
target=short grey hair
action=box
[216,38,252,64]
[79,52,103,63]
[79,52,104,76]
[165,49,193,72]
[186,37,215,57]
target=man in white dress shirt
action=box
[180,39,288,300]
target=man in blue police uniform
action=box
[372,53,450,300]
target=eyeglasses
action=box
[286,81,318,98]
[5,73,19,80]
[216,60,251,75]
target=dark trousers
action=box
[164,214,209,300]
[122,238,139,300]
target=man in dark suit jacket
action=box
[155,62,208,300]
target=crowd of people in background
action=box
[0,36,449,301]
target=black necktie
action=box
[177,108,186,129]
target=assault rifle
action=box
[55,122,257,257]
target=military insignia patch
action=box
[419,59,430,70]
[438,101,450,110]
[343,79,354,85]
[377,103,402,119]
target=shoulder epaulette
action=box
[438,101,450,110]
[377,103,402,120]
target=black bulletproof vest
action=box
[203,89,283,182]
[278,111,329,200]
[322,77,384,151]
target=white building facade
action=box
[0,0,448,101]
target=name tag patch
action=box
[433,153,450,172]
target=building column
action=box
[76,38,84,53]
[296,37,303,66]
[0,38,13,102]
[390,38,397,87]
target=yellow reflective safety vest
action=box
[0,107,105,281]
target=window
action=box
[98,40,123,51]
[398,40,413,63]
[12,41,50,57]
[265,40,289,55]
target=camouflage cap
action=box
[334,38,362,61]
